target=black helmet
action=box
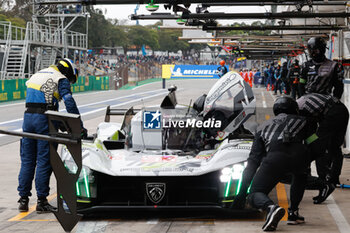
[273,96,299,116]
[56,58,79,84]
[307,37,327,61]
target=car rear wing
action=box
[104,106,141,122]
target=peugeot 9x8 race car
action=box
[60,71,256,213]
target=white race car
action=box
[61,71,256,213]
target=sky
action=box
[95,4,270,26]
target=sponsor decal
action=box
[221,144,252,150]
[107,154,124,160]
[144,110,222,129]
[216,131,226,140]
[163,118,221,129]
[142,156,162,163]
[161,155,177,162]
[195,154,213,160]
[205,73,238,104]
[141,155,177,163]
[163,65,229,79]
[146,183,166,204]
[143,110,161,129]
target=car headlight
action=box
[64,160,78,174]
[220,163,246,183]
[64,160,96,199]
[219,162,247,198]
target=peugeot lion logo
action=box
[146,183,166,204]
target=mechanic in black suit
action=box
[232,97,313,231]
[297,93,349,203]
[300,37,346,190]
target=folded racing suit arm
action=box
[58,78,84,128]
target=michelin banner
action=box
[162,65,228,79]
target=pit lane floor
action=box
[0,79,350,233]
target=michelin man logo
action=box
[170,67,183,76]
[143,110,161,129]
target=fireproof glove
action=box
[81,127,88,139]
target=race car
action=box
[61,71,256,213]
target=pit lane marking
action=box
[8,193,57,222]
[261,92,267,108]
[0,91,113,109]
[276,183,289,221]
[132,82,161,90]
[268,91,277,101]
[327,195,350,233]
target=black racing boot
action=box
[262,205,286,231]
[287,208,305,225]
[18,197,29,212]
[36,198,57,214]
[313,182,335,204]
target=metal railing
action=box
[1,21,87,47]
[18,24,30,78]
[66,30,87,49]
[27,22,62,45]
[0,21,12,79]
[0,20,87,79]
[0,21,11,41]
[11,25,26,41]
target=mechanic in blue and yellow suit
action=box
[17,58,87,213]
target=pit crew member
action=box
[17,58,87,213]
[232,97,312,231]
[297,93,349,203]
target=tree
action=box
[128,25,159,54]
[158,29,190,55]
[108,25,127,48]
[87,7,110,47]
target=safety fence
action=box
[0,76,109,103]
[128,62,162,83]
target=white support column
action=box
[342,79,350,151]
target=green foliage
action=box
[0,0,32,21]
[0,13,26,27]
[158,29,189,53]
[224,21,271,36]
[128,25,159,51]
[86,7,199,54]
[87,7,111,47]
